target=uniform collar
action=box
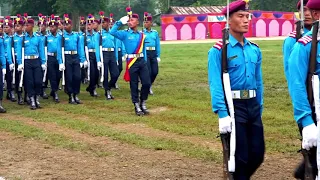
[14,32,24,37]
[128,28,140,34]
[144,28,152,32]
[229,33,248,47]
[64,30,73,35]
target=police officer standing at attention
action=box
[3,16,16,102]
[37,14,49,99]
[0,18,7,113]
[100,14,119,100]
[23,16,46,110]
[208,0,264,179]
[110,13,126,90]
[143,13,160,95]
[110,8,151,116]
[63,14,85,104]
[46,15,63,103]
[13,14,26,105]
[79,16,88,84]
[86,14,101,97]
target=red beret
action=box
[307,0,320,9]
[297,0,309,10]
[26,19,34,25]
[80,16,86,25]
[0,19,3,28]
[48,21,59,26]
[14,15,25,26]
[94,19,100,24]
[63,19,72,25]
[146,16,152,21]
[222,0,250,16]
[102,17,110,23]
[38,19,47,26]
[4,18,13,28]
[132,13,139,19]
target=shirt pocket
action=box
[227,54,242,70]
[249,52,258,75]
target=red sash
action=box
[124,33,146,82]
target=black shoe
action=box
[69,94,77,105]
[10,91,17,102]
[0,100,6,113]
[42,90,49,99]
[105,90,114,100]
[30,97,36,110]
[134,103,144,116]
[140,100,150,115]
[74,94,82,104]
[17,93,24,105]
[35,96,41,108]
[53,92,60,103]
[90,90,98,97]
[149,87,154,95]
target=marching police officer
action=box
[37,14,49,99]
[46,15,63,103]
[110,13,126,90]
[13,14,25,105]
[63,14,85,104]
[3,16,16,102]
[143,13,160,95]
[100,15,119,100]
[85,14,101,97]
[79,16,88,84]
[0,19,7,113]
[23,17,46,110]
[283,0,311,90]
[208,0,264,179]
[288,0,320,177]
[110,8,151,116]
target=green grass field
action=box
[0,40,300,178]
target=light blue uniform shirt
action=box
[208,34,264,118]
[86,31,101,62]
[24,32,45,65]
[101,29,118,60]
[143,28,160,57]
[46,33,63,64]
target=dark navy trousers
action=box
[14,56,23,93]
[86,52,99,92]
[24,58,42,97]
[64,54,81,95]
[47,55,60,93]
[5,58,13,92]
[102,51,119,91]
[233,97,265,180]
[0,65,3,100]
[129,58,151,103]
[146,51,159,85]
[117,50,123,74]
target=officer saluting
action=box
[0,18,7,113]
[208,0,264,179]
[100,13,119,100]
[110,8,151,116]
[13,14,26,105]
[62,14,85,104]
[143,13,160,95]
[23,15,46,110]
[46,15,63,103]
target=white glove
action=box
[120,16,129,25]
[157,57,161,63]
[80,63,84,68]
[122,54,127,62]
[97,62,103,70]
[84,61,88,68]
[2,68,6,75]
[302,123,318,150]
[219,116,232,134]
[59,64,65,71]
[41,64,46,71]
[18,64,23,72]
[9,64,14,71]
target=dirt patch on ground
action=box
[0,114,302,180]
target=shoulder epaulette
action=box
[298,35,312,45]
[213,40,223,50]
[249,41,259,47]
[288,30,297,38]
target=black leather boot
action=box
[29,97,36,110]
[134,103,144,116]
[69,94,76,104]
[17,92,24,105]
[74,94,82,104]
[105,90,114,100]
[0,100,6,113]
[35,95,41,108]
[140,100,149,115]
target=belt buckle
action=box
[241,90,249,99]
[137,54,141,58]
[31,55,35,59]
[108,48,111,51]
[71,51,76,55]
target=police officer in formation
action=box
[143,13,160,95]
[100,14,119,100]
[208,0,264,179]
[0,19,7,112]
[3,17,16,102]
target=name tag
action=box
[128,36,134,40]
[48,40,53,42]
[24,40,29,43]
[65,38,69,40]
[102,37,106,39]
[228,55,238,61]
[14,40,18,42]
